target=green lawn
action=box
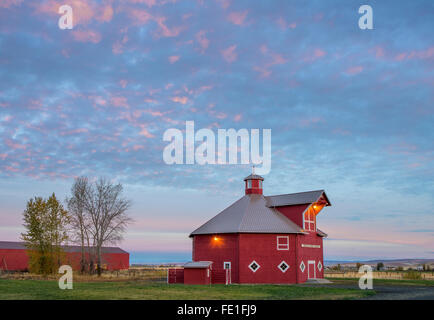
[0,279,374,300]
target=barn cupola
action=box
[244,168,264,195]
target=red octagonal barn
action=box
[173,173,331,285]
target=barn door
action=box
[224,261,231,285]
[308,260,316,279]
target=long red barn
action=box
[169,173,331,285]
[0,241,129,271]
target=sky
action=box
[0,0,433,263]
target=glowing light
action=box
[214,236,218,241]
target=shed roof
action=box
[0,241,128,254]
[266,190,331,207]
[184,261,213,268]
[190,194,304,236]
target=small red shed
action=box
[183,261,213,285]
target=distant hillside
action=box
[325,258,434,267]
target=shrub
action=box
[403,270,422,280]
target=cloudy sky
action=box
[0,0,433,262]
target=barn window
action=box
[258,180,262,188]
[247,180,252,188]
[277,236,289,250]
[318,261,323,272]
[300,261,305,273]
[278,261,289,273]
[248,261,260,272]
[304,209,316,231]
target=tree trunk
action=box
[96,246,102,276]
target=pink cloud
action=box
[132,145,144,151]
[227,10,248,25]
[300,117,323,127]
[33,0,95,27]
[154,16,183,37]
[168,55,180,64]
[119,79,128,88]
[171,96,189,104]
[221,45,237,63]
[314,48,326,58]
[72,29,101,43]
[129,0,156,7]
[127,8,153,25]
[276,17,296,30]
[0,153,8,160]
[112,41,124,55]
[5,139,26,150]
[253,66,271,78]
[234,114,242,122]
[374,46,385,58]
[303,48,326,62]
[138,125,154,138]
[60,128,89,136]
[110,96,129,108]
[144,109,164,117]
[195,30,209,53]
[395,47,434,61]
[96,5,113,23]
[216,0,231,9]
[0,0,22,8]
[345,66,363,75]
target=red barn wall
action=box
[0,249,129,271]
[184,268,211,285]
[0,249,29,271]
[296,232,324,282]
[274,205,309,228]
[193,234,239,283]
[238,234,297,284]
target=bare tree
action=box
[66,177,93,273]
[69,177,132,276]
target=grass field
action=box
[0,279,374,300]
[326,277,434,287]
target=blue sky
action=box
[0,0,433,262]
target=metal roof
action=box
[190,194,304,236]
[0,241,128,254]
[184,261,213,268]
[266,190,331,207]
[243,174,264,181]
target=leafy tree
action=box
[21,194,70,274]
[376,262,384,271]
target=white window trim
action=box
[300,261,305,273]
[304,210,316,231]
[223,261,231,270]
[248,260,260,273]
[317,261,323,272]
[247,180,252,188]
[276,236,289,250]
[278,261,290,273]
